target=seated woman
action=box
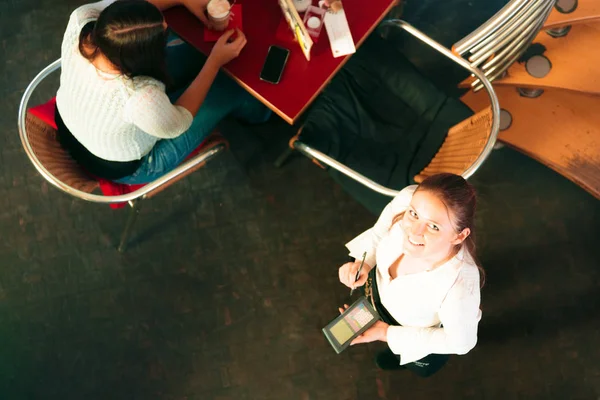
[338,173,483,377]
[56,0,270,184]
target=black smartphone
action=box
[260,45,290,84]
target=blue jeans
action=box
[115,33,271,184]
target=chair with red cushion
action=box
[18,59,229,252]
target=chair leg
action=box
[118,199,142,253]
[274,147,295,168]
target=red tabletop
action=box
[164,0,397,124]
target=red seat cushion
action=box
[29,97,58,130]
[28,98,211,209]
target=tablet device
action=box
[322,296,380,354]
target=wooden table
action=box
[164,0,397,124]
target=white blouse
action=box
[56,0,193,162]
[345,185,482,365]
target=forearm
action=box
[174,58,220,116]
[387,324,477,356]
[146,0,182,11]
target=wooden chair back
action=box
[26,112,99,193]
[415,107,493,183]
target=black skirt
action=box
[55,108,141,180]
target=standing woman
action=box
[339,173,483,377]
[56,0,270,184]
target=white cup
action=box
[207,0,232,31]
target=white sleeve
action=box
[386,266,482,358]
[125,83,194,139]
[345,185,417,268]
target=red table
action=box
[164,0,397,124]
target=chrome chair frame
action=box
[18,59,228,252]
[453,0,557,91]
[288,20,501,198]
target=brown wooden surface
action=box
[26,112,99,193]
[544,0,600,29]
[415,107,493,183]
[461,87,600,199]
[460,23,600,95]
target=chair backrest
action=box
[414,107,493,183]
[453,0,556,91]
[26,112,99,193]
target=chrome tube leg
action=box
[274,148,295,168]
[118,199,142,253]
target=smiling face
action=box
[401,189,470,262]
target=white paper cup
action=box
[207,0,232,31]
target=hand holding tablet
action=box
[322,296,380,353]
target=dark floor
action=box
[2,0,600,399]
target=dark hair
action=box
[393,173,485,286]
[78,0,169,83]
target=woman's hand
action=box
[181,0,213,27]
[351,321,389,345]
[337,304,389,345]
[338,260,371,289]
[208,29,247,67]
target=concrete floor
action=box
[1,0,599,399]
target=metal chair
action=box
[453,0,557,91]
[18,59,229,252]
[278,20,500,199]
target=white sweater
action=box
[56,0,193,162]
[345,185,482,365]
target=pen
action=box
[349,251,367,296]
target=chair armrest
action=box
[143,137,228,199]
[292,141,401,197]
